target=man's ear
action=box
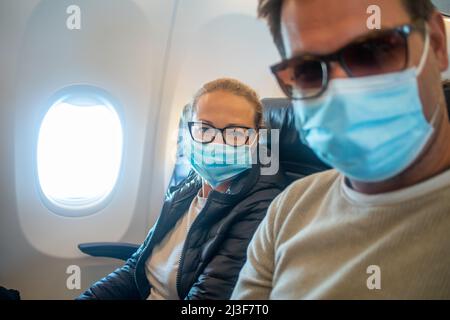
[428,10,449,72]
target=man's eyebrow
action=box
[287,26,396,59]
[289,50,319,58]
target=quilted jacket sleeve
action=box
[76,229,153,300]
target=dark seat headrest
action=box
[442,81,450,118]
[261,98,330,182]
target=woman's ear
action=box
[428,10,449,72]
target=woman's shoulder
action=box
[230,166,290,218]
[165,170,201,200]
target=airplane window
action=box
[37,88,123,216]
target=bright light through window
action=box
[37,95,123,213]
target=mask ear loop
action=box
[430,100,442,126]
[416,24,442,128]
[247,129,259,165]
[248,130,259,148]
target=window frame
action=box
[35,85,126,217]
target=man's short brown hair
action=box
[257,0,436,58]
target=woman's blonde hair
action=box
[189,78,264,128]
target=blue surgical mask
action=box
[186,140,254,188]
[293,27,437,182]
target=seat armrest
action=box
[78,242,140,261]
[0,286,21,300]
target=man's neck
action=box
[350,113,450,195]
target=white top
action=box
[146,191,207,300]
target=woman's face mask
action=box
[185,137,257,189]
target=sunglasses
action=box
[270,21,425,100]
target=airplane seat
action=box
[261,98,330,183]
[78,98,330,261]
[443,80,450,117]
[77,242,140,261]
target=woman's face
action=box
[193,90,257,145]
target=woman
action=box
[77,78,287,300]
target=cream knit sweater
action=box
[232,169,450,299]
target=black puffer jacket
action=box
[78,164,287,300]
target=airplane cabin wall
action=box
[0,0,282,299]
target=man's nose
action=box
[329,61,349,80]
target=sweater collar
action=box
[341,167,450,206]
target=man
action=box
[232,0,450,299]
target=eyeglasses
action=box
[270,22,425,100]
[188,121,256,147]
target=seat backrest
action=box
[169,104,192,188]
[261,98,330,183]
[442,80,450,118]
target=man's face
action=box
[280,0,448,122]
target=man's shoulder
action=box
[284,169,341,198]
[266,169,341,228]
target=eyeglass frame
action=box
[270,21,426,100]
[187,121,257,147]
